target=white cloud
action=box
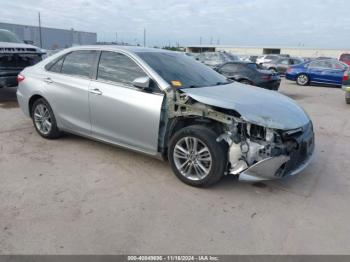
[0,0,349,48]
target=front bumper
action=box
[232,122,315,182]
[0,75,18,88]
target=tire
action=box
[239,79,253,85]
[168,125,228,187]
[346,98,350,104]
[31,98,62,139]
[296,74,309,86]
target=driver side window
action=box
[97,51,147,87]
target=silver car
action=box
[17,46,315,187]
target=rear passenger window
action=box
[61,50,96,78]
[97,51,147,85]
[221,64,240,73]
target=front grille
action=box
[0,53,42,70]
[0,47,38,53]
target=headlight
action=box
[265,128,274,142]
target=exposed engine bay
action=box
[166,89,314,182]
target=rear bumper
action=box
[16,86,30,117]
[258,79,281,90]
[285,74,296,81]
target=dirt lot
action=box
[0,80,349,255]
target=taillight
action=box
[343,71,349,82]
[261,74,271,80]
[17,74,25,83]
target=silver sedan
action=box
[17,46,314,187]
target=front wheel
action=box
[346,97,350,104]
[168,125,228,187]
[296,74,309,86]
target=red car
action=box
[339,53,350,66]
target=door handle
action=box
[89,88,103,95]
[43,77,53,84]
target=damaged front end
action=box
[218,121,314,182]
[167,89,315,182]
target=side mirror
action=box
[132,76,151,90]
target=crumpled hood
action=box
[182,82,310,130]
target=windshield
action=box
[137,52,230,89]
[0,30,21,43]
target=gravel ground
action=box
[0,80,349,255]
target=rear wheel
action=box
[346,98,350,104]
[31,98,62,139]
[296,74,309,86]
[168,125,227,187]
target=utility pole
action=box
[115,32,118,44]
[38,12,43,48]
[143,28,146,47]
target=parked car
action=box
[196,52,239,67]
[256,55,280,65]
[17,46,314,187]
[342,68,350,104]
[263,57,304,75]
[343,85,350,104]
[339,53,350,66]
[215,61,281,90]
[286,59,349,87]
[248,55,258,63]
[0,29,44,88]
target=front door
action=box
[89,51,164,155]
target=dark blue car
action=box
[286,59,349,87]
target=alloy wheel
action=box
[173,136,212,181]
[33,104,52,135]
[297,74,309,85]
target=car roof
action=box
[224,61,254,64]
[67,45,172,54]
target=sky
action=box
[0,0,349,48]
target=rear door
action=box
[44,50,97,134]
[89,51,164,154]
[308,60,343,85]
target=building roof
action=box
[186,45,349,51]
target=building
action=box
[0,22,97,50]
[186,45,349,58]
